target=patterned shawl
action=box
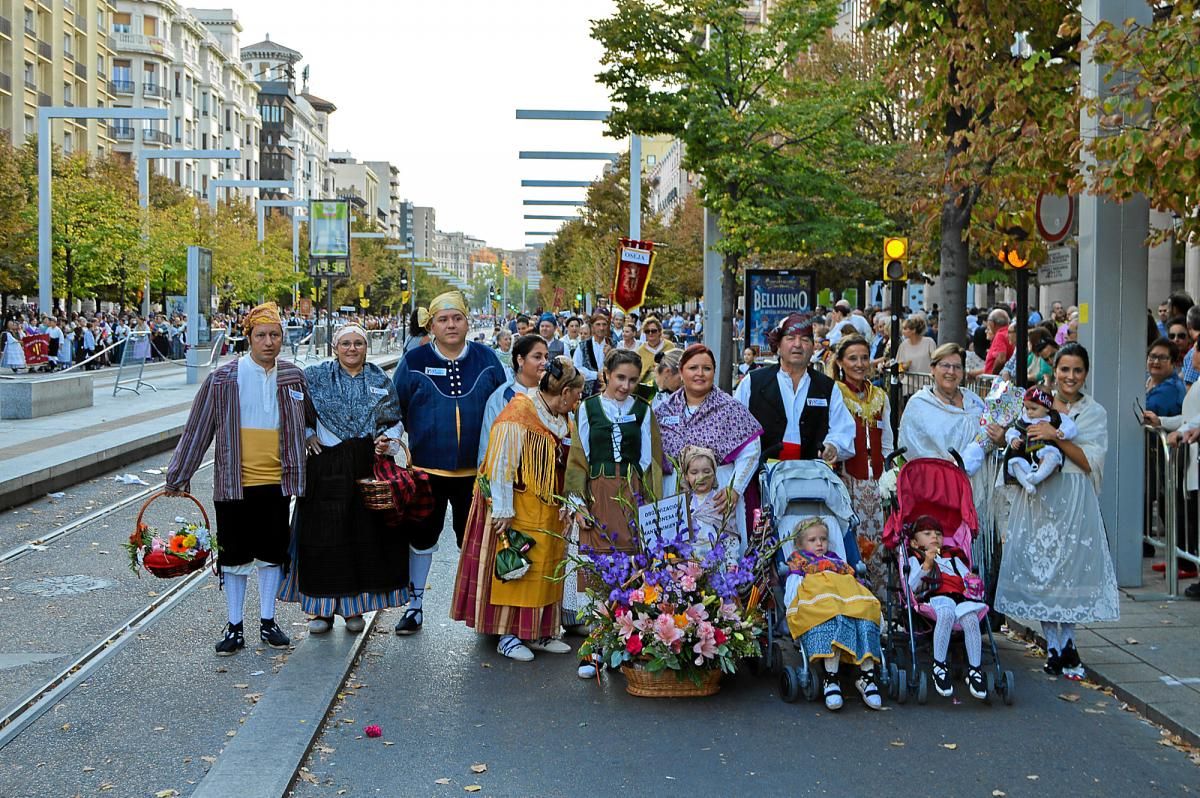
[657,387,763,470]
[305,360,400,442]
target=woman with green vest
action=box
[566,348,663,555]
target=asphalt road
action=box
[287,536,1199,798]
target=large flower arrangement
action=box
[577,525,764,686]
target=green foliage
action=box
[1085,2,1200,243]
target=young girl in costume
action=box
[678,445,738,567]
[783,518,883,711]
[905,515,988,700]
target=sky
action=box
[233,0,621,251]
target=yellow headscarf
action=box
[416,307,430,329]
[428,291,468,318]
[242,301,283,334]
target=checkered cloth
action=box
[1182,345,1200,387]
[372,455,434,525]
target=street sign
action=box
[339,305,356,313]
[1036,192,1075,243]
[1039,246,1077,285]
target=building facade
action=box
[364,159,400,238]
[411,205,435,260]
[434,230,485,282]
[328,151,379,227]
[646,137,692,223]
[0,0,117,156]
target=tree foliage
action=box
[1084,1,1200,243]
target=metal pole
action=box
[889,281,904,435]
[1015,268,1029,389]
[630,134,642,240]
[138,152,151,318]
[326,272,334,358]
[702,208,725,376]
[37,114,51,314]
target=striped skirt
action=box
[449,485,560,640]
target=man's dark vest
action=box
[747,364,834,459]
[581,339,602,372]
[583,395,649,478]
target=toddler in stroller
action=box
[784,517,883,711]
[905,515,988,700]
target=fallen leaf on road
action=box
[383,741,395,746]
[1125,637,1138,645]
[82,766,95,772]
[464,787,481,793]
[1027,775,1039,781]
[338,791,348,796]
[61,723,71,731]
[889,741,905,747]
[435,778,451,785]
[992,791,1006,797]
[298,771,318,785]
[153,726,166,731]
[1057,693,1080,703]
[317,746,335,754]
[154,790,179,797]
[1084,708,1106,715]
[226,731,236,737]
[470,764,487,774]
[941,743,957,750]
[249,670,265,676]
[200,756,217,764]
[232,683,249,689]
[99,784,114,792]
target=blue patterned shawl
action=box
[305,360,400,442]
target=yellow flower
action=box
[642,585,659,605]
[673,613,691,630]
[182,534,198,549]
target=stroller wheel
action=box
[803,666,820,702]
[769,641,784,675]
[895,668,908,704]
[986,670,996,700]
[917,670,929,705]
[887,663,899,700]
[1002,670,1016,706]
[781,666,802,703]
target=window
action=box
[174,71,180,97]
[224,109,230,131]
[97,55,103,75]
[201,132,207,148]
[24,116,34,137]
[23,8,33,35]
[143,15,156,37]
[63,131,72,153]
[63,33,73,57]
[63,82,72,103]
[174,116,181,141]
[113,12,131,34]
[646,154,656,166]
[97,9,105,32]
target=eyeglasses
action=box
[645,328,661,333]
[1147,354,1172,363]
[1169,333,1189,340]
[934,362,964,372]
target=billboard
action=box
[744,269,816,352]
[309,199,350,260]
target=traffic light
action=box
[400,272,409,290]
[882,237,908,282]
[502,262,512,278]
[997,243,1029,269]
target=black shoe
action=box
[966,666,987,700]
[215,622,245,656]
[1043,647,1063,675]
[1185,581,1200,599]
[394,607,423,636]
[1060,640,1084,680]
[932,659,953,697]
[260,618,290,648]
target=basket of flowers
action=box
[122,491,216,578]
[575,518,764,698]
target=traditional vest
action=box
[838,382,886,480]
[747,365,834,460]
[580,338,603,372]
[583,394,648,478]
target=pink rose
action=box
[626,634,644,656]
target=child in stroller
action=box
[905,515,988,700]
[784,517,883,711]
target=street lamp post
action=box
[207,179,292,212]
[37,106,168,314]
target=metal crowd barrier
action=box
[366,329,392,354]
[1142,424,1200,596]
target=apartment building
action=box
[0,0,117,156]
[434,230,485,282]
[647,137,692,223]
[411,205,435,260]
[364,159,400,238]
[328,150,378,227]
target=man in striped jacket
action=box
[166,302,316,656]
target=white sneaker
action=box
[856,673,884,710]
[498,635,534,662]
[528,636,572,654]
[578,659,598,679]
[823,677,843,711]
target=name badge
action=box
[660,415,681,425]
[806,398,828,407]
[877,420,886,430]
[369,386,388,396]
[615,414,637,424]
[288,388,304,401]
[562,437,573,447]
[425,367,448,376]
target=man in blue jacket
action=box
[392,291,506,635]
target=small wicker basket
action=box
[620,665,722,698]
[135,491,212,579]
[356,441,411,512]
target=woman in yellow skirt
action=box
[450,356,584,662]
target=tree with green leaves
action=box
[1084,1,1200,243]
[868,0,1080,346]
[0,133,34,304]
[594,0,885,388]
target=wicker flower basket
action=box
[357,442,411,512]
[134,492,212,579]
[620,665,722,698]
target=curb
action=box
[1005,618,1200,749]
[191,613,377,798]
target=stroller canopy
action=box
[882,457,979,551]
[763,460,859,565]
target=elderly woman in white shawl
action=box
[897,343,1004,515]
[996,343,1119,680]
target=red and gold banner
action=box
[611,238,656,313]
[23,333,49,365]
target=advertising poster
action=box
[744,269,816,351]
[309,199,350,259]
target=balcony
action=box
[37,92,50,107]
[112,32,176,60]
[109,125,133,140]
[143,82,165,98]
[24,22,35,37]
[74,61,86,79]
[143,129,169,144]
[23,76,35,90]
[37,40,51,60]
[111,78,133,94]
[74,14,87,33]
[0,73,9,93]
[0,17,11,38]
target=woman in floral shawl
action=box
[656,344,763,555]
[279,325,408,634]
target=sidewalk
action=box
[0,351,401,510]
[1009,559,1200,747]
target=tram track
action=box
[0,459,214,566]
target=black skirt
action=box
[296,437,409,597]
[214,484,291,567]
